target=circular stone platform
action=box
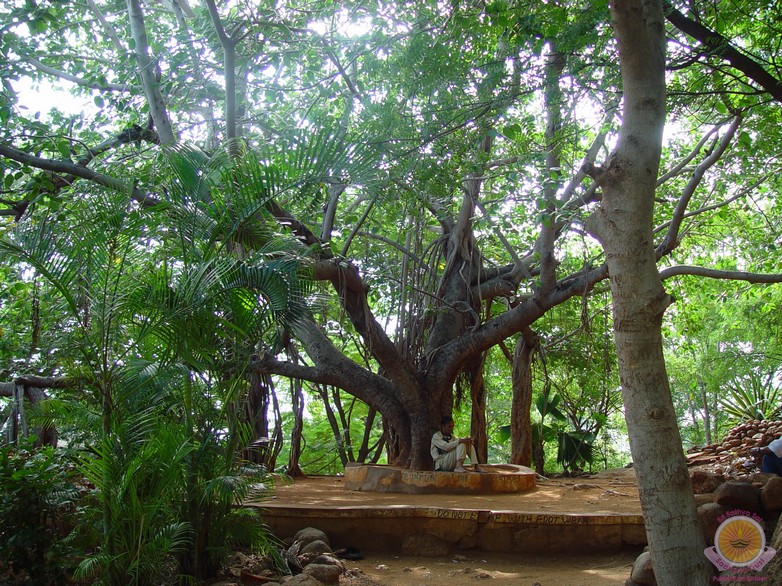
[343,463,536,495]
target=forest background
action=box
[1,0,782,584]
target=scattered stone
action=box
[299,553,343,570]
[292,528,331,550]
[686,420,782,473]
[401,565,432,579]
[568,483,601,490]
[698,502,732,546]
[714,481,762,512]
[629,551,656,586]
[302,563,341,584]
[299,539,332,556]
[762,476,782,512]
[691,470,725,494]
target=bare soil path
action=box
[340,550,640,586]
[265,468,644,586]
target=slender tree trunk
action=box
[585,1,712,583]
[510,332,536,466]
[700,381,712,445]
[333,389,356,461]
[243,373,272,466]
[469,353,488,464]
[287,377,306,477]
[318,385,350,466]
[357,406,379,462]
[269,389,283,471]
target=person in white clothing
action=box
[751,437,782,475]
[430,415,478,472]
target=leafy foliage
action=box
[0,437,79,585]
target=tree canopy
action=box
[2,0,782,584]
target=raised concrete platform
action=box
[343,463,536,494]
[255,475,646,556]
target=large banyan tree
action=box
[3,1,782,583]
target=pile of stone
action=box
[215,527,358,586]
[626,420,782,585]
[626,471,782,585]
[686,419,782,475]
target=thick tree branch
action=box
[0,142,159,209]
[20,56,130,93]
[253,318,414,424]
[0,375,76,396]
[659,265,782,283]
[663,0,782,103]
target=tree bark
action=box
[287,377,306,478]
[584,1,712,583]
[510,331,536,467]
[468,353,488,464]
[125,0,176,145]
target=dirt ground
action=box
[267,468,644,586]
[339,550,640,586]
[267,466,642,515]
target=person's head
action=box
[440,415,454,435]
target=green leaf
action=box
[56,140,71,159]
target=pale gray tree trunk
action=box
[585,1,712,584]
[125,0,177,145]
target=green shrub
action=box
[0,438,79,585]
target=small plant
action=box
[720,375,782,422]
[0,437,79,585]
[557,429,596,473]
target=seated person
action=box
[431,415,478,472]
[751,438,782,475]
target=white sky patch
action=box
[14,76,98,120]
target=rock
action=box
[630,550,656,586]
[302,563,342,584]
[691,470,725,494]
[282,574,325,585]
[299,553,344,570]
[698,503,731,546]
[401,533,451,556]
[694,493,714,506]
[714,481,762,512]
[762,476,782,512]
[299,539,332,556]
[292,528,331,549]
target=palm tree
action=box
[0,140,312,583]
